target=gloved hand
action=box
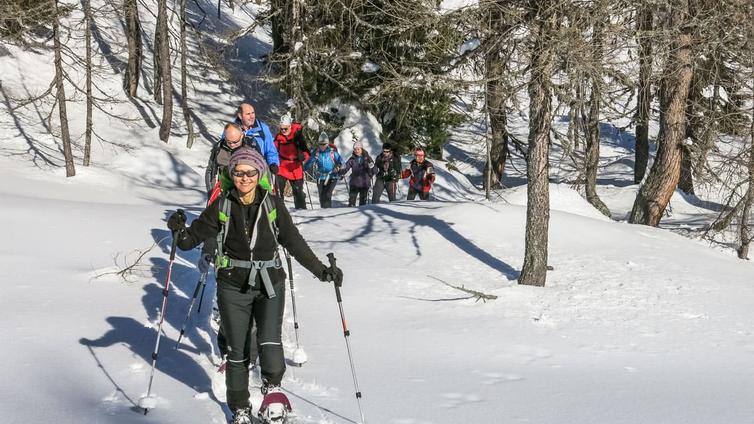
[319,265,343,287]
[297,152,306,162]
[269,164,279,175]
[167,210,186,232]
[197,253,213,274]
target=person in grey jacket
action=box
[339,140,375,206]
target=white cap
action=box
[280,113,292,126]
[318,131,329,145]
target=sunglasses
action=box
[227,137,244,145]
[231,169,259,178]
[281,127,291,132]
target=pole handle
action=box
[326,253,343,302]
[169,209,185,261]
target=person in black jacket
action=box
[371,143,402,203]
[167,147,343,424]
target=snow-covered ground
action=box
[1,1,754,424]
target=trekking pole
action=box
[326,253,366,424]
[283,248,307,365]
[140,209,184,415]
[174,264,209,349]
[305,171,314,209]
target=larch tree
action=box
[519,1,559,287]
[629,0,695,226]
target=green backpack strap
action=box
[215,194,232,269]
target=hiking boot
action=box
[231,406,252,424]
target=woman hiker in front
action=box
[167,146,343,424]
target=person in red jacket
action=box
[401,147,435,200]
[273,114,310,209]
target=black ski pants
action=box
[372,179,397,203]
[348,186,369,207]
[317,179,337,208]
[407,187,430,200]
[276,175,307,209]
[217,280,286,410]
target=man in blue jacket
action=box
[233,103,280,174]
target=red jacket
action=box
[274,123,310,180]
[401,159,435,193]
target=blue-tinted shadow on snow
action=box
[370,204,519,280]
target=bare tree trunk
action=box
[54,0,75,177]
[157,0,172,142]
[634,3,653,184]
[83,0,93,166]
[739,26,754,259]
[629,0,693,226]
[585,8,610,217]
[484,2,509,190]
[519,2,557,287]
[679,145,695,194]
[153,7,163,103]
[180,0,194,148]
[290,0,305,120]
[739,95,754,259]
[271,0,289,57]
[123,0,142,97]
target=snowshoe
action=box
[258,388,292,423]
[230,406,252,424]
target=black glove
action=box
[269,164,279,175]
[167,211,186,232]
[319,265,343,287]
[297,151,306,162]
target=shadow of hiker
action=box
[370,204,520,280]
[79,316,212,399]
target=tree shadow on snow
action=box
[368,204,519,280]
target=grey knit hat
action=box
[229,146,269,177]
[353,141,363,149]
[318,131,330,145]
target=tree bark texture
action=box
[739,99,754,259]
[84,0,93,166]
[153,6,163,103]
[54,0,75,177]
[585,10,610,217]
[484,1,509,190]
[634,4,653,184]
[180,0,194,148]
[124,0,142,97]
[157,0,172,142]
[518,2,557,287]
[629,0,693,226]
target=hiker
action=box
[339,140,375,207]
[232,103,280,174]
[166,147,343,424]
[205,123,260,374]
[401,147,435,200]
[205,123,246,198]
[273,113,310,209]
[372,143,402,204]
[304,132,343,208]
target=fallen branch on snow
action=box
[428,275,498,303]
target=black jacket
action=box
[177,187,327,288]
[374,152,402,182]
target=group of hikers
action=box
[205,103,438,211]
[166,102,437,424]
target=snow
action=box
[361,60,380,73]
[1,2,754,424]
[458,38,480,56]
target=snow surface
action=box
[1,1,754,424]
